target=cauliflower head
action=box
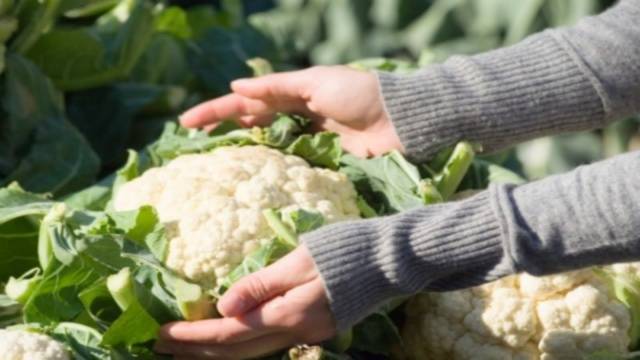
[0,329,70,360]
[113,145,360,288]
[402,268,632,360]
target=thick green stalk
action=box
[434,142,475,199]
[37,203,67,270]
[419,179,444,205]
[107,267,136,311]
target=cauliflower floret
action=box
[537,282,630,359]
[519,270,592,300]
[0,329,70,360]
[609,262,640,278]
[467,287,538,348]
[402,267,633,360]
[113,145,360,288]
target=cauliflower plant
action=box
[113,145,360,288]
[0,329,70,360]
[402,267,632,360]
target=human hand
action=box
[180,66,404,157]
[154,245,335,359]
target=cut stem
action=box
[107,267,136,311]
[435,142,476,199]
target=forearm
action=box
[380,0,640,161]
[501,151,640,276]
[302,151,640,330]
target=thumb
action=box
[231,69,313,101]
[217,246,316,317]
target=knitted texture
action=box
[302,0,640,331]
[378,0,639,161]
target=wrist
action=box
[301,187,515,331]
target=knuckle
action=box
[240,98,258,114]
[250,78,275,98]
[245,274,270,301]
[207,102,223,119]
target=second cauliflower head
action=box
[402,268,633,360]
[0,329,70,360]
[113,145,360,289]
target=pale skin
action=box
[155,66,404,359]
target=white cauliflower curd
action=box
[113,145,360,288]
[402,268,632,360]
[0,329,70,360]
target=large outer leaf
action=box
[287,132,342,169]
[1,54,100,196]
[66,84,160,170]
[130,33,191,86]
[51,322,110,360]
[25,0,154,91]
[101,300,159,347]
[340,151,428,214]
[189,25,277,95]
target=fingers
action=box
[161,278,331,345]
[156,255,335,360]
[217,246,316,317]
[180,94,272,128]
[230,69,312,101]
[156,332,295,360]
[181,67,320,129]
[159,315,274,345]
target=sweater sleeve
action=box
[378,0,640,162]
[302,151,640,331]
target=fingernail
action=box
[230,78,249,89]
[158,322,179,340]
[178,112,191,126]
[218,293,247,316]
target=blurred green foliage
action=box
[0,0,635,194]
[249,0,615,65]
[0,0,279,194]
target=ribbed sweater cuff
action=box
[377,32,604,162]
[301,188,515,330]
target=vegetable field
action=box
[0,1,638,359]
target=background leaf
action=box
[2,55,100,196]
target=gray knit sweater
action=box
[301,0,640,331]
